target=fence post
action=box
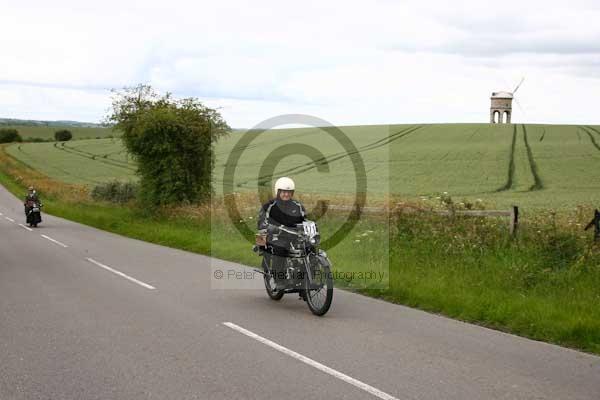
[597,210,600,242]
[510,206,519,237]
[585,209,600,242]
[312,199,329,220]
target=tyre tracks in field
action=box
[214,128,326,158]
[232,125,423,188]
[522,124,543,191]
[55,142,137,172]
[467,127,481,140]
[587,126,600,136]
[494,124,543,193]
[539,128,546,142]
[582,126,600,151]
[14,144,103,185]
[495,125,517,192]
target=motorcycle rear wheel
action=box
[262,258,284,301]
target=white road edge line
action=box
[5,216,15,222]
[19,224,33,232]
[222,322,400,400]
[41,234,68,248]
[86,258,156,290]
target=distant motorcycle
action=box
[25,200,42,227]
[254,220,334,316]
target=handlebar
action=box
[266,223,302,237]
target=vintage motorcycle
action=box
[254,220,334,316]
[25,200,42,227]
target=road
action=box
[1,183,599,400]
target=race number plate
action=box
[302,221,318,238]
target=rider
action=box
[24,186,40,211]
[257,177,307,290]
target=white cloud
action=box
[0,84,111,121]
[1,0,599,125]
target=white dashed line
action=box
[223,322,400,400]
[86,258,156,290]
[5,216,15,222]
[41,234,68,248]
[18,224,33,231]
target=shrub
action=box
[107,84,230,206]
[54,129,73,141]
[91,181,138,203]
[0,128,22,143]
[26,137,47,143]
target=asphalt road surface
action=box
[1,183,599,400]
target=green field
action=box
[7,123,600,209]
[7,138,135,184]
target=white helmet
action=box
[273,177,295,197]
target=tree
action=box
[54,129,73,141]
[0,128,22,143]
[107,84,230,205]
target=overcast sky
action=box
[1,0,600,127]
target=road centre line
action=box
[5,216,15,222]
[86,258,156,290]
[41,234,68,248]
[222,322,400,400]
[19,224,33,231]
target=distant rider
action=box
[24,186,40,214]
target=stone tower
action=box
[490,91,513,123]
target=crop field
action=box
[6,123,600,209]
[7,138,135,184]
[2,124,114,140]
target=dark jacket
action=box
[24,192,40,206]
[257,198,306,256]
[258,198,306,229]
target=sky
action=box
[1,0,600,127]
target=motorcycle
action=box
[253,220,334,316]
[25,200,42,227]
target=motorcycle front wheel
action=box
[305,262,333,316]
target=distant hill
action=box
[0,119,115,140]
[0,118,106,128]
